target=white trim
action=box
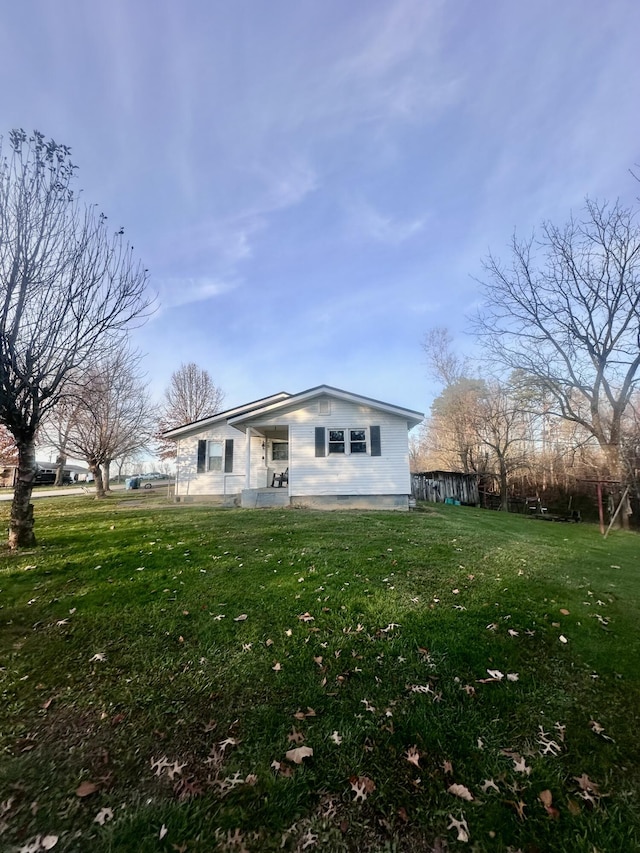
[245,426,253,488]
[327,427,369,456]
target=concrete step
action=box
[241,488,290,508]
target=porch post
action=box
[245,427,253,489]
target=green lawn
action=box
[1,495,639,852]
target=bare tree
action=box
[156,362,224,459]
[422,327,470,387]
[471,380,531,510]
[473,198,640,493]
[40,396,80,486]
[66,348,155,497]
[0,129,151,546]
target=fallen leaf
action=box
[508,799,527,820]
[442,760,453,775]
[559,635,568,644]
[287,727,305,745]
[560,608,570,615]
[573,773,601,795]
[481,779,500,793]
[589,720,613,741]
[159,824,168,840]
[405,746,421,768]
[285,746,313,764]
[330,731,343,745]
[350,775,375,802]
[539,789,560,819]
[234,614,248,622]
[298,612,314,622]
[272,662,282,671]
[448,783,474,801]
[89,653,106,663]
[513,756,532,775]
[94,807,114,825]
[75,780,98,798]
[447,814,469,842]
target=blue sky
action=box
[2,0,640,421]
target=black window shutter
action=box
[224,439,234,473]
[197,440,207,473]
[370,425,381,456]
[315,427,326,457]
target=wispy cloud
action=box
[154,156,319,293]
[345,198,426,245]
[154,276,236,311]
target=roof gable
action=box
[228,385,423,429]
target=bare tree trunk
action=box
[103,459,112,492]
[89,459,106,499]
[9,438,37,549]
[604,444,629,530]
[498,457,509,512]
[54,453,67,487]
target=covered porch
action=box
[241,424,290,493]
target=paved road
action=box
[0,484,128,501]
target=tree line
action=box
[414,196,640,524]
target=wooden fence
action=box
[411,471,479,505]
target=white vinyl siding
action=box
[249,399,410,497]
[176,426,246,496]
[174,395,413,499]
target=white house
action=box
[164,385,424,510]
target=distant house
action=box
[0,461,89,488]
[163,385,424,510]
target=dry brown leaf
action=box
[298,612,314,622]
[94,807,114,825]
[285,746,313,764]
[350,775,376,802]
[448,783,474,801]
[507,799,527,820]
[287,727,305,744]
[539,789,560,819]
[447,814,469,842]
[573,773,601,794]
[234,614,248,622]
[513,756,532,775]
[405,746,421,768]
[75,780,98,798]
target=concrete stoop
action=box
[241,488,290,508]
